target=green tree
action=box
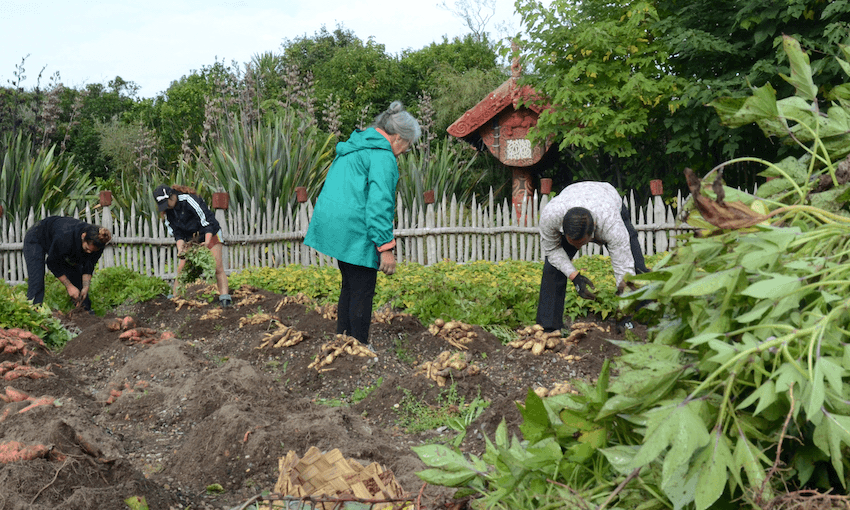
[58,77,140,180]
[515,0,850,194]
[279,24,413,136]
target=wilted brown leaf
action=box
[685,168,768,229]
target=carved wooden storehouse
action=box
[447,56,551,222]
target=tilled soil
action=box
[0,284,640,509]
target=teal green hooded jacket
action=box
[304,128,397,269]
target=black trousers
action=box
[337,260,377,345]
[536,205,647,331]
[23,227,91,310]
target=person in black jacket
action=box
[153,184,231,306]
[23,216,112,311]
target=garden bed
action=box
[0,284,639,509]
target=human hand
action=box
[379,251,396,275]
[67,286,82,305]
[616,280,638,295]
[572,272,597,300]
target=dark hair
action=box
[563,207,594,241]
[372,101,421,144]
[171,184,197,195]
[83,224,112,250]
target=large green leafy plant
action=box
[415,37,850,510]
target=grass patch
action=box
[394,383,489,440]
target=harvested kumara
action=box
[565,322,607,343]
[427,318,477,350]
[274,293,313,312]
[257,324,308,349]
[533,382,579,398]
[314,303,338,321]
[508,325,563,355]
[0,361,54,381]
[307,334,376,371]
[0,328,45,357]
[200,308,224,320]
[373,306,410,324]
[239,313,276,327]
[236,293,263,307]
[172,297,209,310]
[415,350,480,387]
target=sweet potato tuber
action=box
[121,316,136,330]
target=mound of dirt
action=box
[0,284,639,509]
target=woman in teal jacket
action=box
[305,101,421,352]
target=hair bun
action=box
[387,101,404,114]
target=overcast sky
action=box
[1,0,533,99]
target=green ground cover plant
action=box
[0,285,73,348]
[231,255,660,332]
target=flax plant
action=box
[204,112,334,217]
[396,138,484,209]
[0,132,95,219]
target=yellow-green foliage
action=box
[230,254,666,328]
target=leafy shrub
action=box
[89,267,170,315]
[176,244,217,289]
[230,255,665,329]
[414,36,850,510]
[0,285,73,349]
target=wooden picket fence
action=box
[0,189,695,286]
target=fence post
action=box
[651,180,667,253]
[212,192,230,273]
[99,191,115,268]
[424,190,436,265]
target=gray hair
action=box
[372,101,421,144]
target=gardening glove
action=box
[572,272,597,301]
[379,251,396,276]
[616,315,635,335]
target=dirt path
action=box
[0,285,636,509]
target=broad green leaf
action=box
[781,36,818,102]
[661,459,698,510]
[736,380,777,416]
[706,339,739,365]
[416,468,477,487]
[596,394,643,419]
[578,426,607,448]
[629,401,711,488]
[601,445,639,475]
[741,274,801,299]
[733,433,772,500]
[518,389,552,444]
[820,357,846,399]
[734,300,772,323]
[693,432,733,510]
[812,410,850,484]
[805,363,827,421]
[672,268,739,297]
[412,444,480,473]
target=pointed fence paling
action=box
[0,189,697,285]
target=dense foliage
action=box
[414,36,850,510]
[515,0,850,195]
[230,255,661,331]
[0,285,73,349]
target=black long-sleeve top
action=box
[31,216,103,277]
[163,192,221,242]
